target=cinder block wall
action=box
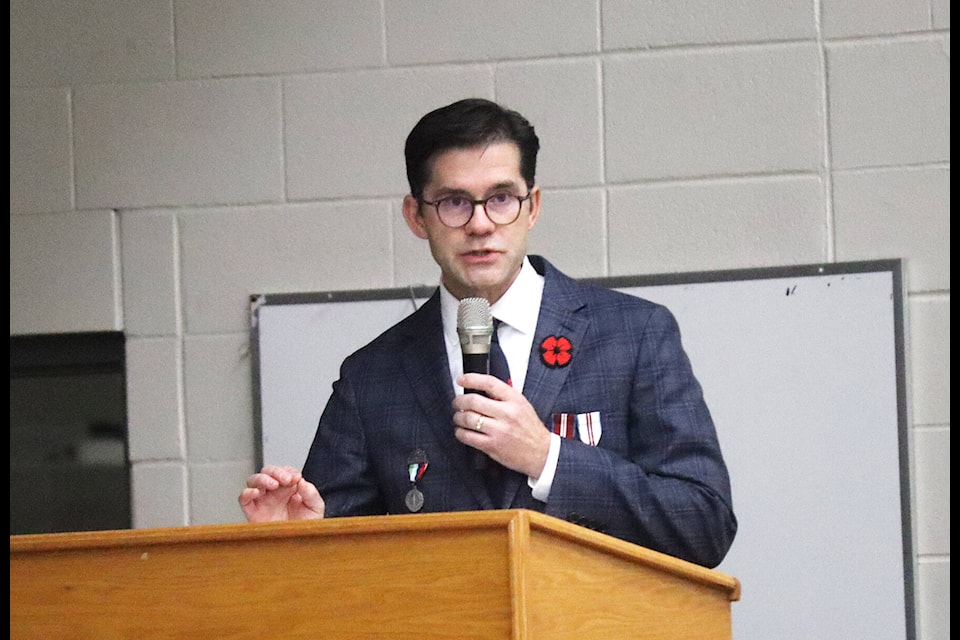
[9,2,949,637]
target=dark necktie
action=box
[484,319,512,504]
[489,319,511,386]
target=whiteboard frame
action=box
[249,259,913,639]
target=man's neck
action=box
[442,263,525,305]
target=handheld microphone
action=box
[457,297,496,472]
[457,297,493,395]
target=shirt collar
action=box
[489,257,543,337]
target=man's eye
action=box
[488,193,511,205]
[444,196,469,208]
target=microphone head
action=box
[457,297,493,355]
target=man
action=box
[239,98,737,568]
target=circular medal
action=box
[405,487,424,512]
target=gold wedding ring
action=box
[475,416,485,432]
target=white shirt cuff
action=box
[528,433,561,502]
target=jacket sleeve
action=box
[301,354,388,517]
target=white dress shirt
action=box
[439,256,561,502]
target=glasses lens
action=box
[485,194,521,224]
[437,197,472,227]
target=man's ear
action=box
[525,185,542,230]
[402,195,429,239]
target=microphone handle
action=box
[461,350,493,470]
[462,352,489,395]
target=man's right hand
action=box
[238,465,325,522]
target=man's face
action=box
[402,142,540,304]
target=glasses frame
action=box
[418,192,532,228]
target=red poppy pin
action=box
[540,335,573,368]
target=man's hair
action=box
[404,98,540,199]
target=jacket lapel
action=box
[502,257,591,507]
[523,257,591,425]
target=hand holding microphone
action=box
[453,297,551,480]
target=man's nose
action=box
[464,201,495,231]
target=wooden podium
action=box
[10,509,740,639]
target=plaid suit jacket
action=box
[303,255,737,568]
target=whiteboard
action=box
[250,260,913,640]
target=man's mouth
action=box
[465,249,495,257]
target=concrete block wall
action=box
[9,1,949,637]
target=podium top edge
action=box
[9,510,528,550]
[11,509,740,599]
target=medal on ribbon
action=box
[404,449,428,512]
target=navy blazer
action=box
[303,255,737,568]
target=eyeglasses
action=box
[419,192,531,228]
